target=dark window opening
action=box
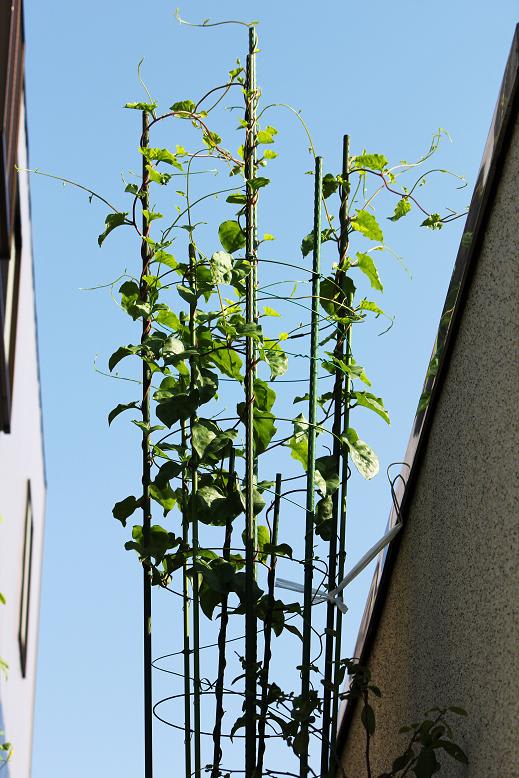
[18,481,33,678]
[0,197,22,433]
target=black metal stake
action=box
[320,135,350,778]
[140,109,153,778]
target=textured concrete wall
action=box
[0,99,46,778]
[339,116,519,777]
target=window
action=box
[0,0,24,258]
[18,481,33,678]
[0,198,21,432]
[0,0,24,433]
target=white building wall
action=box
[0,97,46,778]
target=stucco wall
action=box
[0,99,46,778]
[339,116,519,775]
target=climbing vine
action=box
[31,12,469,778]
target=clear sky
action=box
[23,1,517,776]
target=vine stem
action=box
[181,421,192,777]
[255,472,282,777]
[188,239,202,778]
[300,155,323,778]
[211,450,236,777]
[244,26,259,777]
[329,136,352,776]
[320,135,350,778]
[140,109,153,778]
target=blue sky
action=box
[24,1,517,776]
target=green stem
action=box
[300,155,323,778]
[255,472,282,777]
[244,26,259,777]
[140,109,154,778]
[211,450,236,776]
[181,421,192,778]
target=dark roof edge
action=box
[336,23,519,751]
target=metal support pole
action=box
[188,240,202,778]
[140,109,153,778]
[300,155,323,777]
[321,135,350,778]
[256,472,282,777]
[244,26,259,778]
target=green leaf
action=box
[142,209,163,223]
[125,524,181,562]
[315,455,340,496]
[350,210,384,242]
[170,99,196,113]
[112,495,141,526]
[249,176,270,191]
[207,343,243,380]
[0,593,5,605]
[98,212,128,247]
[108,401,139,426]
[177,285,199,305]
[191,419,218,459]
[155,460,184,486]
[301,227,336,257]
[141,147,183,170]
[237,400,276,456]
[421,213,443,230]
[315,495,333,539]
[257,125,278,144]
[256,525,270,562]
[254,379,275,413]
[322,173,339,199]
[388,197,412,222]
[359,299,384,317]
[263,542,293,559]
[156,307,181,329]
[353,152,388,171]
[325,355,371,386]
[149,481,176,515]
[202,130,222,149]
[353,392,390,424]
[263,149,277,160]
[108,344,137,372]
[356,252,383,291]
[263,339,288,379]
[118,281,150,320]
[211,251,233,284]
[320,275,355,318]
[152,250,177,269]
[342,427,379,479]
[262,306,280,317]
[361,703,376,735]
[292,729,309,758]
[156,392,199,427]
[218,220,246,253]
[146,166,173,186]
[288,414,308,468]
[226,192,247,204]
[124,101,158,112]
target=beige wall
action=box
[0,99,46,778]
[339,117,519,776]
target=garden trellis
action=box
[31,14,469,778]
